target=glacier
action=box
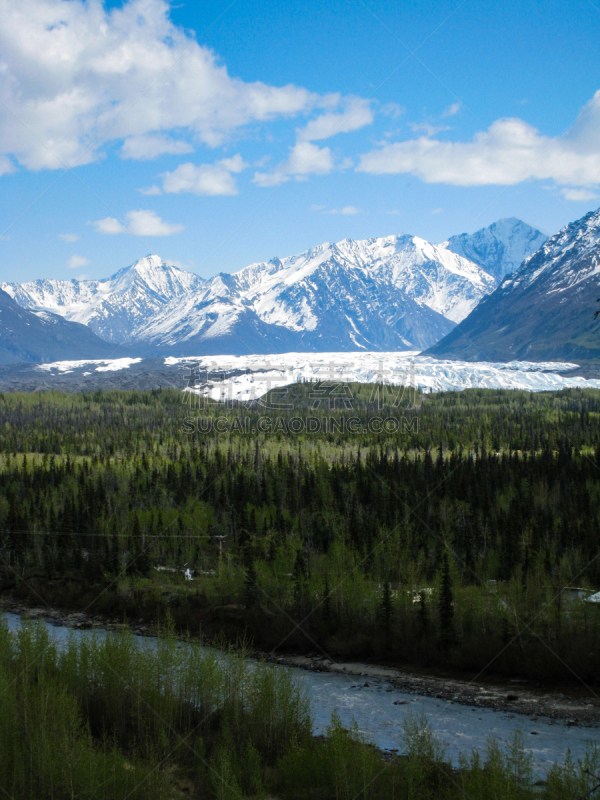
[171,351,600,402]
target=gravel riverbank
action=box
[3,596,599,729]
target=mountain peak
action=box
[429,206,600,363]
[443,217,548,282]
[2,218,549,356]
[132,253,165,271]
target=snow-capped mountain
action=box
[129,235,496,354]
[2,255,204,343]
[3,219,546,358]
[0,289,116,364]
[429,208,600,362]
[443,218,548,283]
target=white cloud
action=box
[253,171,289,188]
[138,185,162,196]
[93,217,126,235]
[381,103,405,119]
[0,156,14,175]
[0,0,332,171]
[121,135,194,160]
[287,141,333,174]
[298,99,373,141]
[67,254,89,269]
[92,209,183,236]
[358,90,600,190]
[219,154,247,173]
[408,122,450,137]
[162,154,248,195]
[332,206,359,215]
[59,233,79,243]
[312,204,359,215]
[432,207,443,214]
[165,259,195,271]
[254,141,333,187]
[126,209,184,236]
[561,187,598,202]
[442,102,461,117]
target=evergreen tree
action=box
[244,558,259,609]
[438,550,454,649]
[379,580,393,649]
[323,573,333,632]
[293,549,308,605]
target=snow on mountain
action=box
[235,235,496,323]
[130,234,495,354]
[429,207,600,362]
[3,220,544,357]
[443,218,548,283]
[0,288,117,364]
[1,255,205,344]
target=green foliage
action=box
[0,616,598,798]
[438,551,455,649]
[2,387,600,682]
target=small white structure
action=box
[184,568,193,581]
[585,591,600,604]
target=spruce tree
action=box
[438,550,454,649]
[380,580,392,650]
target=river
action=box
[3,611,598,777]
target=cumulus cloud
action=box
[0,0,330,171]
[59,233,79,243]
[93,217,127,235]
[358,90,600,190]
[297,99,373,141]
[162,154,248,195]
[120,135,194,160]
[561,187,598,202]
[442,102,462,117]
[138,185,162,196]
[67,254,89,269]
[0,156,14,176]
[92,209,183,236]
[254,141,333,187]
[332,206,359,215]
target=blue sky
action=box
[0,0,599,283]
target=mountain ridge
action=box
[2,218,547,358]
[0,289,119,364]
[428,208,600,362]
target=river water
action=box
[4,611,598,776]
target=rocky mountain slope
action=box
[428,208,600,362]
[0,289,117,364]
